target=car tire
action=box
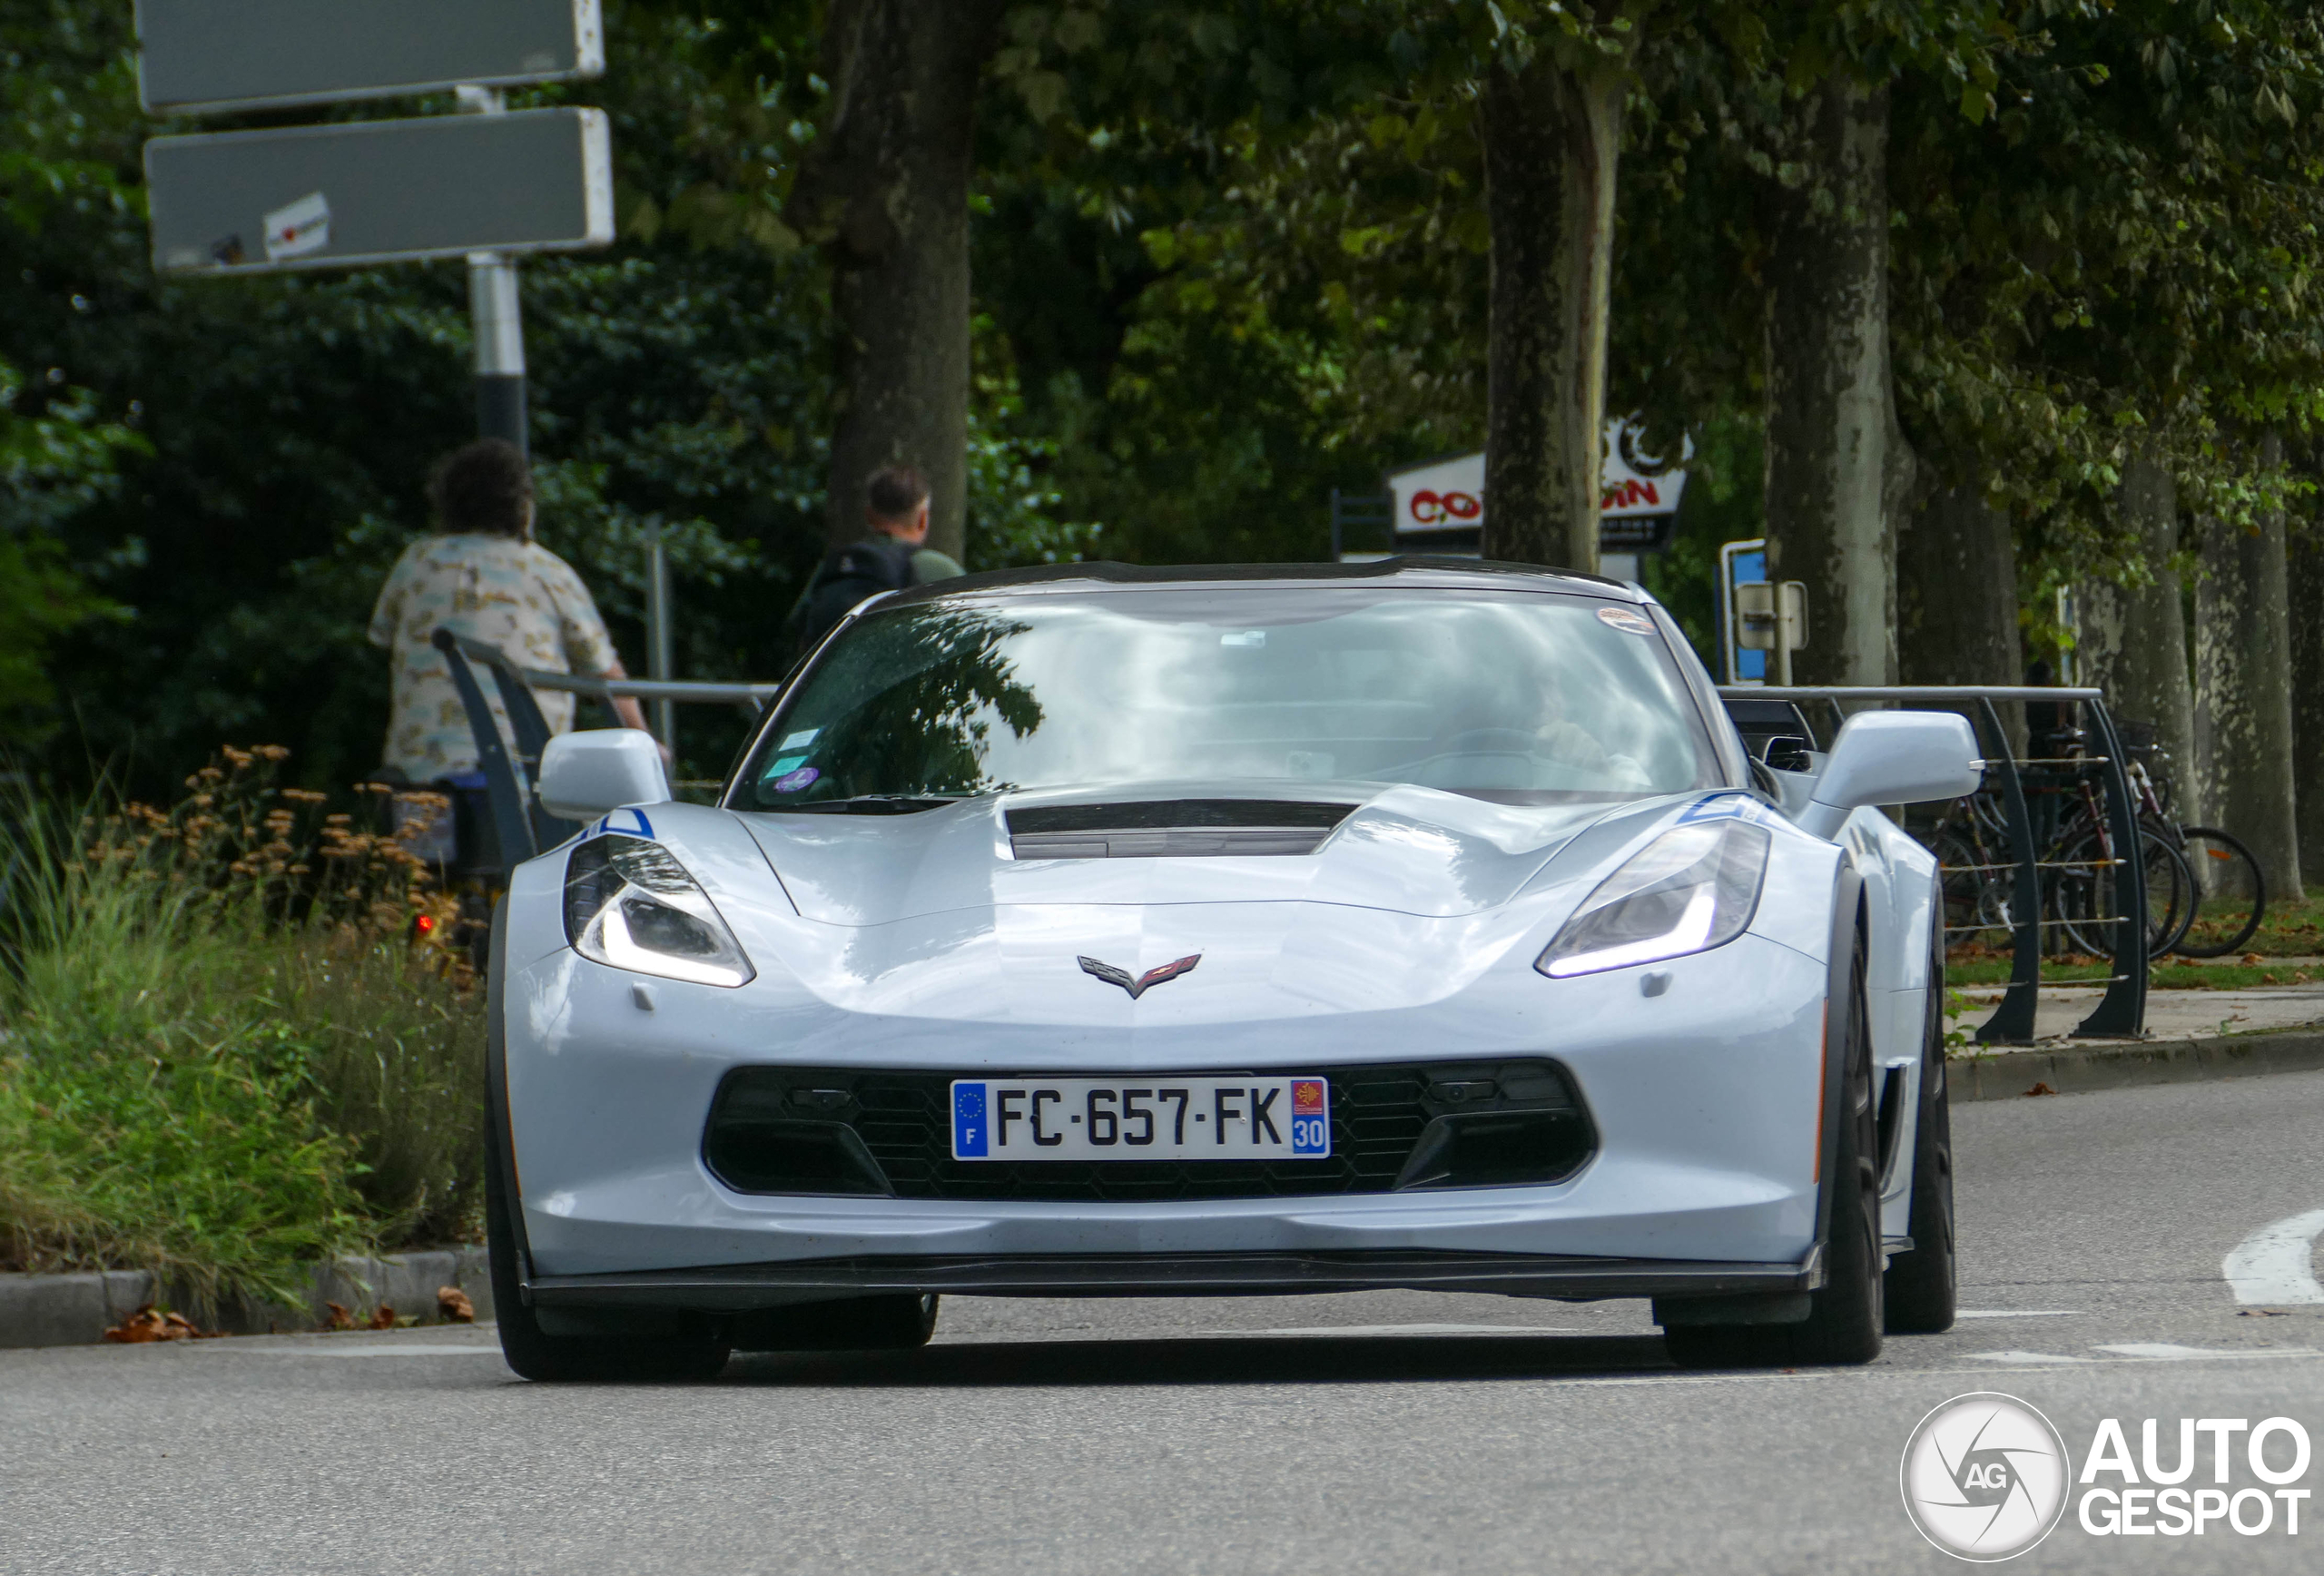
[1884,925,1957,1334]
[731,1294,940,1353]
[485,1117,731,1383]
[484,927,730,1384]
[1666,928,1885,1369]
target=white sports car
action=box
[485,560,1981,1380]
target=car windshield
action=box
[736,586,1721,810]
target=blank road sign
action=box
[146,109,614,274]
[136,0,604,115]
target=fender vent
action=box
[1007,799,1354,859]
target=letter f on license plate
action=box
[950,1076,1332,1161]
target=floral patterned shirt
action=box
[367,534,617,781]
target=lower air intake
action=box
[703,1059,1597,1202]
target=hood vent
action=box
[1007,799,1355,860]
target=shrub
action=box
[0,750,486,1312]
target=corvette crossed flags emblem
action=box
[1078,953,1201,1000]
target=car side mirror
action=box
[1762,734,1815,773]
[537,729,672,822]
[1796,711,1982,839]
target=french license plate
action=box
[950,1076,1331,1161]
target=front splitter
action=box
[527,1247,1822,1310]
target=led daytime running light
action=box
[1537,819,1769,979]
[565,834,754,989]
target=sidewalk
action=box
[1946,979,2324,1102]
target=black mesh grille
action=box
[703,1060,1596,1202]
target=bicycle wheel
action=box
[1933,829,2014,951]
[2171,825,2267,958]
[2056,827,2193,960]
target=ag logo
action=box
[1900,1393,2073,1561]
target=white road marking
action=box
[2223,1209,2324,1305]
[1221,1324,1580,1337]
[1955,1310,2083,1319]
[1965,1350,2097,1364]
[2093,1342,2319,1361]
[1968,1345,2320,1366]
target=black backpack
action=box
[788,538,918,660]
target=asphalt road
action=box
[9,1071,2324,1575]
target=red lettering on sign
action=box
[1443,491,1481,520]
[1409,488,1443,525]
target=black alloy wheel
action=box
[1665,928,1885,1369]
[1883,924,1957,1334]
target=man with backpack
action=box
[785,464,964,660]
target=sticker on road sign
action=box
[261,192,330,261]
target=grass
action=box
[1947,957,2320,990]
[2189,891,2324,958]
[1946,891,2324,990]
[0,751,485,1315]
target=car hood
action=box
[736,781,1678,926]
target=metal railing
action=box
[431,628,780,872]
[1717,685,2145,1045]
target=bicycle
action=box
[1925,726,2193,962]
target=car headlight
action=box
[564,834,755,988]
[1535,819,1770,978]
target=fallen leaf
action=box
[103,1304,205,1343]
[2024,1081,2058,1098]
[368,1305,398,1331]
[437,1285,475,1324]
[323,1300,355,1332]
[2243,952,2265,964]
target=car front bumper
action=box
[501,914,1834,1299]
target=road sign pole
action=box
[458,84,527,455]
[645,526,675,753]
[468,249,527,454]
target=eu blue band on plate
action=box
[952,1082,989,1157]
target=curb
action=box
[1952,1028,2324,1103]
[0,1246,494,1350]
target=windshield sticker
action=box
[779,729,819,750]
[771,765,821,794]
[1597,606,1656,635]
[1219,630,1265,647]
[767,754,808,774]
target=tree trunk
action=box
[2194,432,2302,899]
[1897,472,2022,751]
[1898,479,2019,687]
[1478,48,1626,572]
[786,0,1007,559]
[2290,500,2324,885]
[1760,75,1896,685]
[2078,446,2200,826]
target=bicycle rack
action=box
[1717,685,2146,1045]
[431,626,783,872]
